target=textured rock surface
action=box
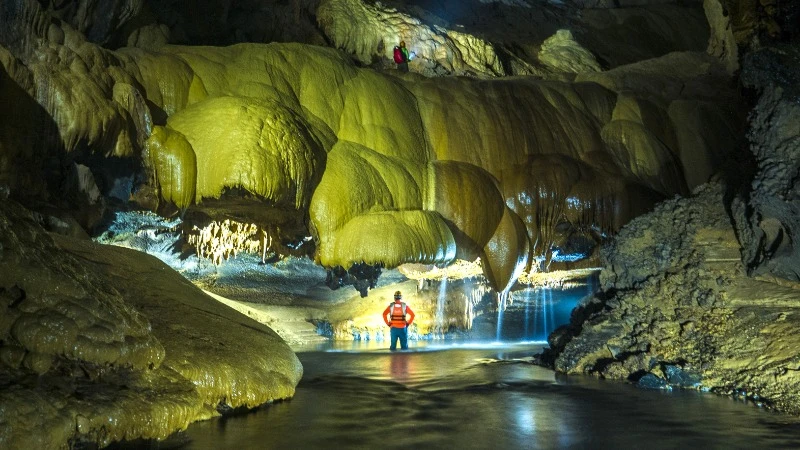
[318,0,506,77]
[542,43,800,410]
[0,199,302,448]
[734,45,800,282]
[0,36,741,291]
[0,0,745,292]
[544,183,800,414]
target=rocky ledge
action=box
[540,47,800,413]
[0,199,303,449]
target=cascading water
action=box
[540,289,548,341]
[496,290,508,342]
[494,273,599,342]
[435,277,448,338]
[523,289,530,338]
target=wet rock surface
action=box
[542,46,800,413]
[735,44,800,282]
[0,199,302,449]
[542,183,800,414]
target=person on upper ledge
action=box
[383,290,415,350]
[393,40,410,73]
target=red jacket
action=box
[383,300,415,328]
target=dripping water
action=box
[523,288,530,338]
[495,290,508,342]
[435,277,448,338]
[540,289,548,340]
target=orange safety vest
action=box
[384,301,414,328]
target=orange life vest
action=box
[387,302,408,327]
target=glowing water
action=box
[495,291,508,342]
[523,289,530,337]
[495,276,598,342]
[435,278,448,337]
[175,344,800,450]
[548,288,555,337]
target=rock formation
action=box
[541,41,800,415]
[2,0,791,446]
[0,199,302,448]
[1,8,740,292]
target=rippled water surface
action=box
[160,342,800,449]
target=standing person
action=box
[383,290,415,350]
[393,40,410,73]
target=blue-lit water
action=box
[494,277,597,342]
[144,342,800,450]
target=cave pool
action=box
[111,341,800,449]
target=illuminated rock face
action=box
[0,0,746,297]
[0,29,739,293]
[0,199,302,448]
[545,183,800,415]
[0,202,163,376]
[318,0,505,77]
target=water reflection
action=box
[153,343,800,450]
[389,353,412,383]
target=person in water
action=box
[383,290,415,350]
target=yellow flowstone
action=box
[144,125,197,211]
[110,43,734,291]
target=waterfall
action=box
[496,290,509,342]
[523,289,530,339]
[549,288,556,338]
[541,289,548,340]
[435,277,448,338]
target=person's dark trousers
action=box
[390,326,408,350]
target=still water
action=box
[163,342,800,450]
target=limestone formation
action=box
[538,29,602,75]
[0,199,302,448]
[144,125,196,212]
[544,183,800,415]
[734,45,800,282]
[1,0,793,445]
[541,45,800,414]
[317,0,505,77]
[0,32,741,292]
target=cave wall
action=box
[541,12,800,415]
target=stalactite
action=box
[186,219,278,265]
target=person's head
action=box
[394,290,402,302]
[399,40,406,48]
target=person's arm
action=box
[405,306,415,327]
[383,305,392,326]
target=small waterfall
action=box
[486,272,598,343]
[540,289,548,340]
[532,289,541,340]
[523,289,530,339]
[435,277,448,338]
[496,290,509,342]
[548,288,555,338]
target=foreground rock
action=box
[543,183,800,414]
[0,199,302,449]
[541,33,800,414]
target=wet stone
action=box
[664,365,702,388]
[638,373,670,390]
